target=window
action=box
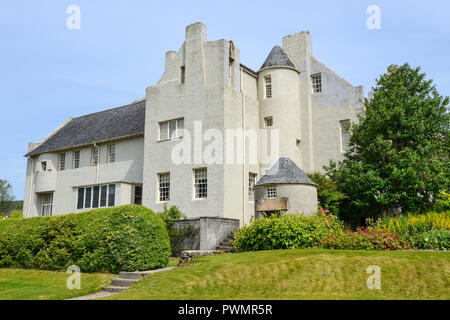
[84,187,92,208]
[158,173,170,202]
[77,184,115,210]
[264,75,272,98]
[59,153,66,171]
[134,186,143,205]
[92,186,100,208]
[311,73,322,93]
[180,66,185,84]
[264,116,273,128]
[340,119,351,152]
[100,185,107,207]
[159,119,184,141]
[194,168,207,199]
[108,184,115,207]
[248,173,257,202]
[41,193,53,216]
[73,151,80,169]
[77,188,84,209]
[266,186,277,199]
[91,147,99,166]
[41,161,47,172]
[107,145,116,163]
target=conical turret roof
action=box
[260,45,296,70]
[256,157,315,185]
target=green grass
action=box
[0,269,114,300]
[107,249,450,300]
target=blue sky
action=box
[1,0,449,199]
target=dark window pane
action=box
[77,188,84,209]
[108,184,115,207]
[134,186,142,205]
[100,185,107,207]
[85,187,92,208]
[92,186,100,208]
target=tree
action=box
[326,64,449,215]
[307,172,346,216]
[0,179,15,214]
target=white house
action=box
[23,22,364,226]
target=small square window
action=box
[264,117,273,127]
[266,187,277,199]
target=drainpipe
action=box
[93,142,99,184]
[240,67,246,225]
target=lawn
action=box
[0,269,114,300]
[107,249,450,300]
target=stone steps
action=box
[101,285,128,293]
[101,267,175,294]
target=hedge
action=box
[0,205,170,273]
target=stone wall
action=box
[172,217,240,252]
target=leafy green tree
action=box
[0,179,14,214]
[307,172,346,216]
[326,64,449,215]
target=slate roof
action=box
[240,63,257,76]
[27,100,146,156]
[260,45,296,70]
[256,157,315,185]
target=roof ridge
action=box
[75,99,145,120]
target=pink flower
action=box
[326,210,329,213]
[317,201,320,204]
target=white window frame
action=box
[107,144,116,163]
[264,75,272,99]
[158,173,170,202]
[266,186,277,199]
[159,118,184,141]
[248,173,257,202]
[340,119,351,153]
[311,73,322,93]
[41,193,53,216]
[193,168,207,199]
[59,153,66,171]
[91,147,99,166]
[264,116,273,128]
[73,150,80,169]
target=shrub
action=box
[233,212,343,252]
[157,204,185,229]
[405,229,449,250]
[8,210,23,219]
[321,227,411,250]
[0,205,170,273]
[435,191,450,212]
[308,172,346,216]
